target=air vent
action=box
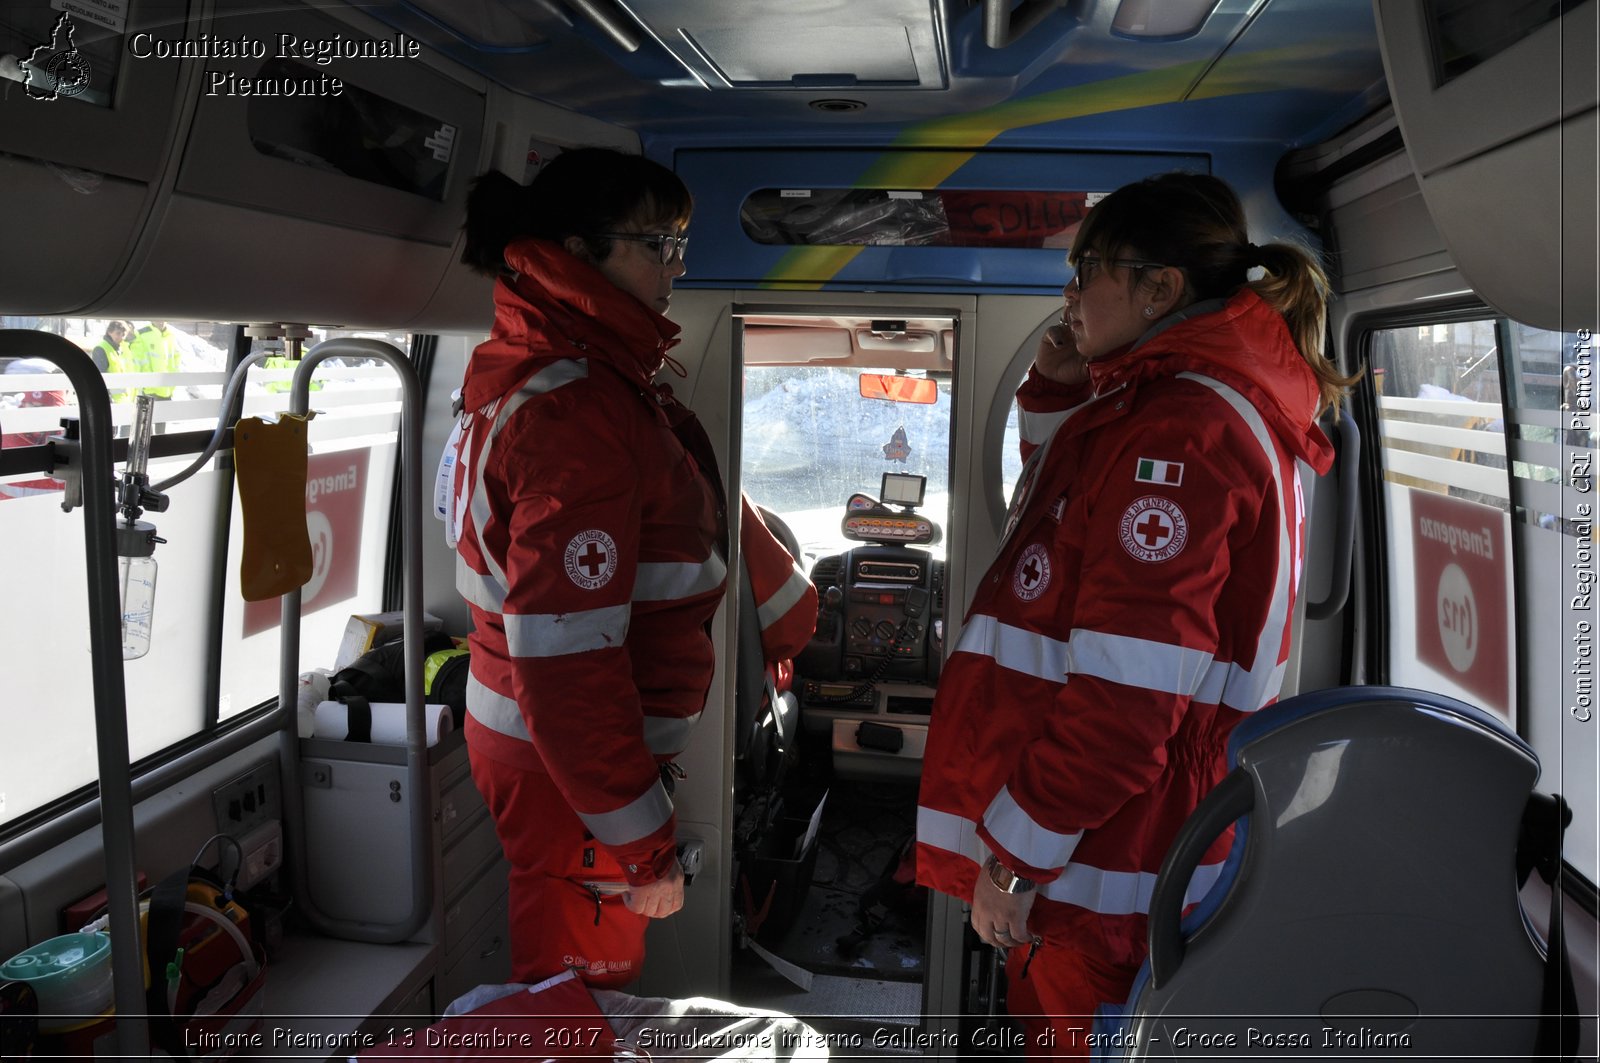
[812,555,843,590]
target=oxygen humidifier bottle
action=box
[116,396,162,661]
[118,549,157,660]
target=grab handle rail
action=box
[0,330,148,1057]
[276,338,433,942]
[1305,405,1361,621]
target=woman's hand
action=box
[624,860,685,919]
[971,864,1037,950]
[1034,319,1090,387]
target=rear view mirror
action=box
[859,373,937,404]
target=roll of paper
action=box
[312,701,454,747]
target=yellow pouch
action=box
[235,415,313,601]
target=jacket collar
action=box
[462,237,681,411]
[1083,288,1333,473]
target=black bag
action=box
[330,631,469,715]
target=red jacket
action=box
[916,289,1334,967]
[454,238,815,886]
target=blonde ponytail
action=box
[1250,242,1362,415]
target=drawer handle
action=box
[480,936,504,960]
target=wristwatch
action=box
[983,854,1036,894]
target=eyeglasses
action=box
[1069,255,1166,292]
[597,232,689,265]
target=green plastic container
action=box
[0,933,113,1031]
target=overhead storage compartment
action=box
[0,0,191,315]
[0,0,500,325]
[175,0,481,246]
[0,0,190,182]
[1375,1,1598,331]
[110,0,486,324]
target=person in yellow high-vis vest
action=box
[262,350,323,393]
[91,320,131,373]
[117,321,182,399]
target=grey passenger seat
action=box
[1095,685,1555,1059]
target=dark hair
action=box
[461,147,693,276]
[1071,171,1359,413]
[106,319,132,334]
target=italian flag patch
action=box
[1135,457,1184,486]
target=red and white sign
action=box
[1410,489,1509,714]
[243,449,370,636]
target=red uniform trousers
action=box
[469,748,649,990]
[1005,942,1140,1059]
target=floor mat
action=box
[759,780,926,981]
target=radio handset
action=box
[903,586,928,633]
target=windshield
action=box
[742,364,951,563]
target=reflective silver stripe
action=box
[757,564,812,630]
[952,614,1070,683]
[1064,629,1214,695]
[643,711,702,756]
[982,784,1083,871]
[633,554,727,602]
[1018,406,1070,448]
[456,555,506,611]
[915,806,989,865]
[466,359,590,593]
[1017,393,1098,449]
[1177,372,1294,714]
[466,672,697,758]
[1038,858,1227,915]
[580,780,674,847]
[1291,466,1306,598]
[921,804,1229,916]
[1191,655,1289,710]
[504,605,630,658]
[1192,656,1290,713]
[465,671,529,740]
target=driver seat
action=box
[1094,685,1548,1059]
[733,505,804,791]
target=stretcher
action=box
[352,970,829,1061]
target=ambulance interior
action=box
[2,0,1595,1054]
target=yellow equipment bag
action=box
[234,415,314,601]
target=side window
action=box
[999,404,1025,504]
[1369,319,1515,719]
[1368,317,1596,883]
[1504,323,1596,882]
[0,319,404,826]
[2,318,236,823]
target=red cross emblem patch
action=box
[564,529,618,590]
[1012,543,1052,601]
[1118,496,1189,563]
